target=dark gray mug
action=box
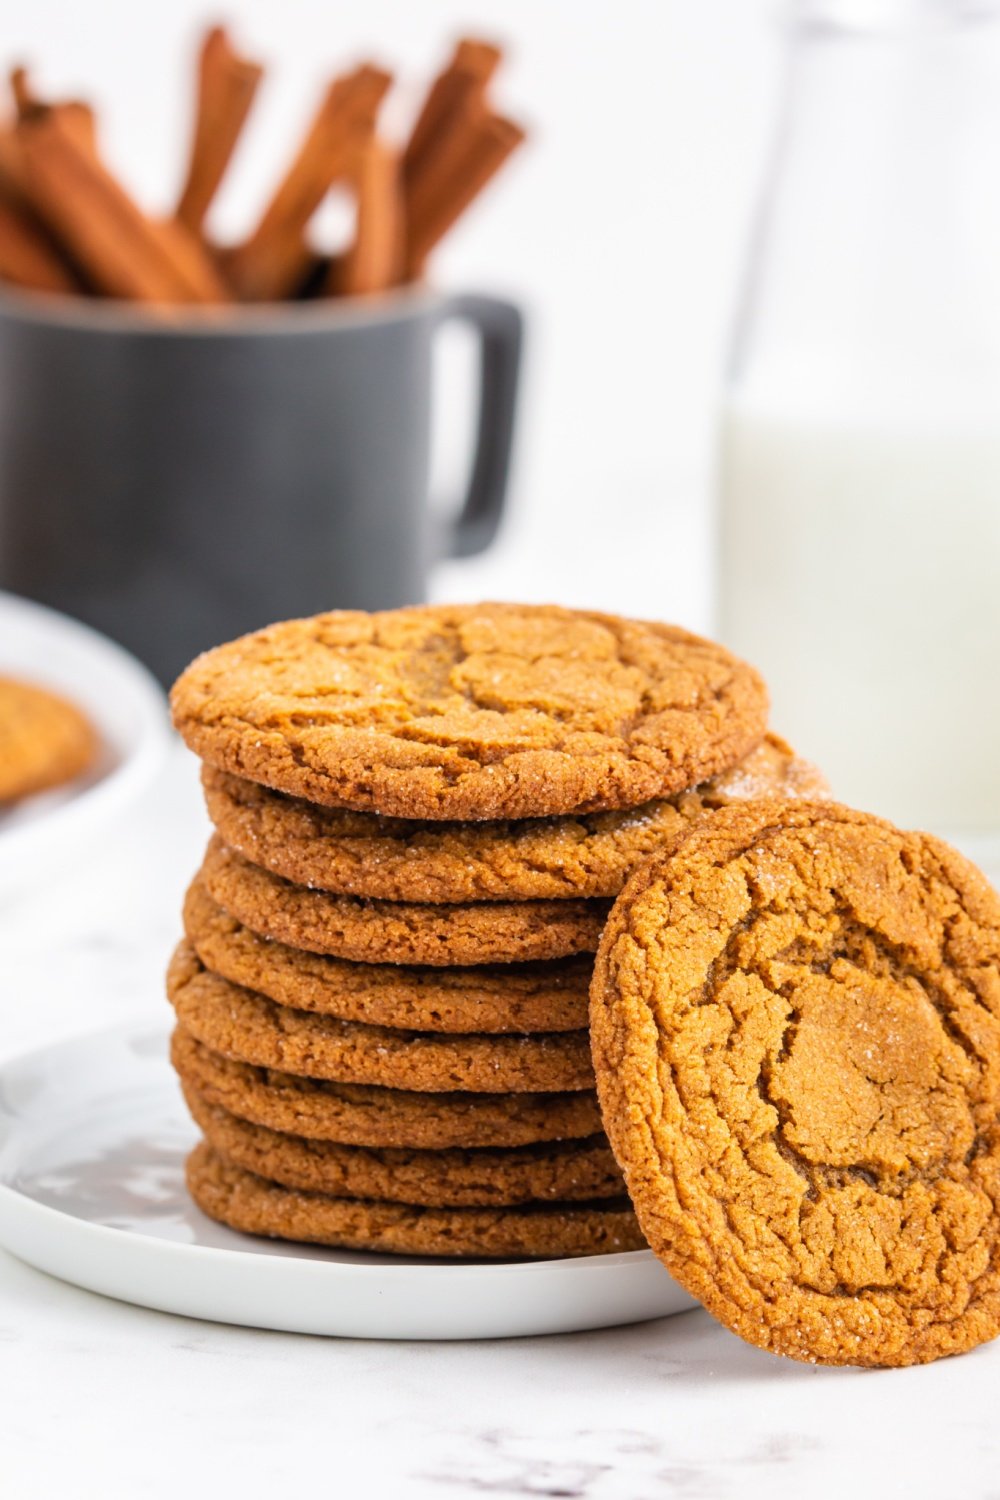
[0,287,522,683]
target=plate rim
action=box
[0,1170,659,1284]
[0,1016,658,1283]
[0,1019,692,1340]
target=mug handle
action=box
[434,292,523,559]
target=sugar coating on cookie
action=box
[201,733,827,904]
[187,1142,646,1259]
[199,834,610,966]
[183,878,591,1034]
[168,943,595,1095]
[590,799,1000,1367]
[0,675,97,803]
[170,603,768,821]
[183,1084,623,1207]
[172,1029,604,1149]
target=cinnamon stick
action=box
[0,38,524,303]
[16,106,230,302]
[404,110,524,279]
[403,39,501,186]
[0,124,85,291]
[9,66,37,117]
[175,25,263,233]
[151,216,233,303]
[9,67,229,303]
[0,126,29,201]
[227,62,391,301]
[328,138,404,296]
[10,66,98,153]
[0,192,79,292]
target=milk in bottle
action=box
[718,0,1000,849]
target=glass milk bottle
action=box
[718,0,1000,860]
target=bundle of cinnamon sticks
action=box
[0,28,525,305]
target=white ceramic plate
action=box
[0,592,168,899]
[0,1022,693,1340]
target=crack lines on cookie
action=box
[707,901,984,1220]
[851,916,985,1071]
[754,1055,818,1218]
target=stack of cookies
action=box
[167,603,819,1259]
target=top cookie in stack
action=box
[167,603,816,1258]
[170,603,771,822]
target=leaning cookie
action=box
[201,733,827,904]
[170,603,768,821]
[590,799,1000,1368]
[188,1142,646,1259]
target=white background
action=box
[4,0,782,629]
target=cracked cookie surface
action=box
[202,734,825,903]
[183,1083,623,1207]
[187,1142,645,1258]
[0,676,97,802]
[590,799,1000,1367]
[168,944,595,1094]
[172,1029,604,1148]
[200,835,609,966]
[170,603,768,821]
[184,878,591,1033]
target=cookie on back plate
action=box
[590,799,1000,1367]
[0,676,97,802]
[170,603,768,821]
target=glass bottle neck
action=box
[793,0,1000,34]
[729,0,1000,413]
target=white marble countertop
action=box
[3,743,1000,1500]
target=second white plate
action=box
[0,1023,693,1340]
[0,592,168,900]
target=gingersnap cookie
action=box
[590,799,1000,1368]
[172,1029,604,1148]
[168,944,594,1093]
[183,1084,623,1207]
[0,675,97,803]
[201,734,826,904]
[187,1142,645,1259]
[170,603,768,821]
[184,879,590,1034]
[200,835,609,966]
